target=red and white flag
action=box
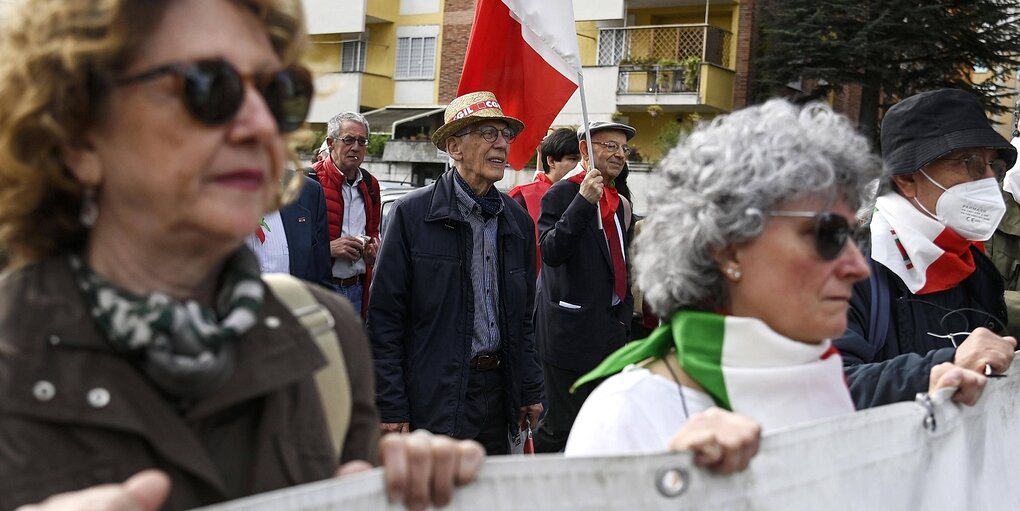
[457,0,582,170]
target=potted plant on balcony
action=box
[647,104,663,119]
[681,56,701,91]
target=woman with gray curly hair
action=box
[564,99,989,472]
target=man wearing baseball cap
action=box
[368,91,544,454]
[836,89,1017,408]
[532,120,637,452]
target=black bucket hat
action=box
[880,89,1017,176]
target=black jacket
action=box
[535,178,633,373]
[367,170,544,436]
[835,247,1006,409]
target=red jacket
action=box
[509,172,553,274]
[313,156,381,317]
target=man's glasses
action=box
[768,211,857,261]
[936,154,1009,178]
[591,141,632,156]
[339,136,369,147]
[117,58,313,134]
[457,126,517,144]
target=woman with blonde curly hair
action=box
[0,0,481,509]
[565,99,990,472]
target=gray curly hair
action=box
[634,99,881,316]
[327,111,370,138]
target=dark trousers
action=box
[460,368,509,455]
[533,364,599,453]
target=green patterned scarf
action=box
[69,248,264,400]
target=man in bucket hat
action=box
[368,91,544,454]
[836,89,1017,409]
[531,120,637,452]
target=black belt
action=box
[333,274,365,287]
[469,353,502,371]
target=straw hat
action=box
[431,91,525,150]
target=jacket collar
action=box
[0,257,326,495]
[424,169,525,240]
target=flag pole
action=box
[577,70,604,231]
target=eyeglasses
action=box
[116,59,313,134]
[457,126,517,144]
[936,154,1009,178]
[768,211,858,261]
[591,141,632,156]
[339,136,370,147]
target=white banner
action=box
[197,358,1020,511]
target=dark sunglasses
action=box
[769,211,857,261]
[116,59,313,133]
[457,126,517,144]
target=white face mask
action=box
[913,170,1006,241]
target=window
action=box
[341,39,366,73]
[395,35,436,80]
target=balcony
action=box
[597,24,735,111]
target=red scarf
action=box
[567,170,620,225]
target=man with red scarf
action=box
[533,121,635,452]
[313,112,381,318]
[837,89,1017,409]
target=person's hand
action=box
[578,168,604,205]
[517,402,543,431]
[929,362,987,406]
[377,431,485,511]
[16,470,170,511]
[330,236,365,261]
[953,327,1016,375]
[381,422,410,434]
[363,236,380,265]
[667,407,761,474]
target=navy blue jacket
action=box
[282,176,331,288]
[535,178,633,373]
[836,247,1006,409]
[367,170,544,436]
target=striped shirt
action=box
[453,182,502,358]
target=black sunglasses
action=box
[937,154,1010,178]
[769,211,857,261]
[116,59,313,133]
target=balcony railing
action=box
[597,24,733,69]
[617,64,697,95]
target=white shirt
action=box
[565,367,713,456]
[331,170,368,279]
[244,210,290,274]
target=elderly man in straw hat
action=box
[368,91,544,454]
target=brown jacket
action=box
[0,257,380,510]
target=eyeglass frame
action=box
[338,135,370,147]
[928,152,1009,179]
[767,210,859,261]
[455,125,517,144]
[590,140,633,157]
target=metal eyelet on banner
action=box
[654,463,689,498]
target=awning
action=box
[362,106,445,137]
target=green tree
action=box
[754,0,1020,144]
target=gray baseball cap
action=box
[577,121,636,141]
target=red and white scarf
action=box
[871,193,981,295]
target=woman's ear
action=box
[712,245,743,282]
[61,138,103,186]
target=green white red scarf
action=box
[574,310,854,431]
[871,193,981,295]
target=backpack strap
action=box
[262,273,352,459]
[867,257,891,354]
